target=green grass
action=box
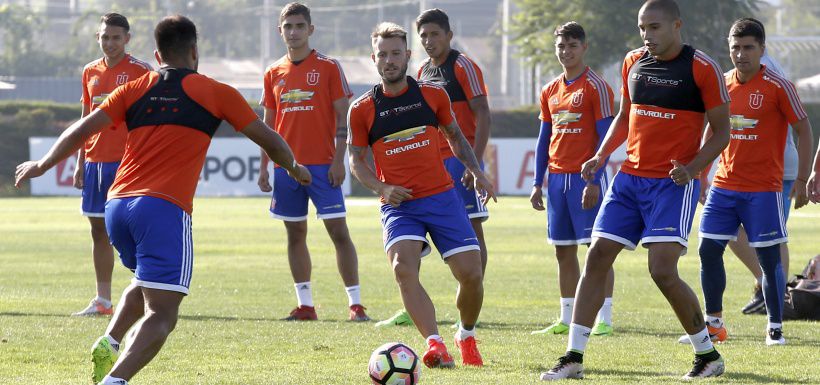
[1,197,818,385]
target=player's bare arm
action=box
[73,103,92,190]
[348,145,412,207]
[791,118,813,209]
[16,109,112,188]
[670,103,730,186]
[582,96,630,181]
[257,106,277,192]
[329,97,351,188]
[467,95,491,160]
[242,119,311,186]
[440,120,496,204]
[697,124,715,203]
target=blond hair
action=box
[371,22,407,45]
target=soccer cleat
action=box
[531,320,569,335]
[374,309,414,327]
[677,324,728,344]
[91,336,119,383]
[281,305,317,321]
[454,336,483,367]
[422,339,455,369]
[539,353,584,380]
[591,322,613,336]
[741,286,765,314]
[72,298,114,317]
[765,328,786,346]
[348,304,371,322]
[682,352,724,380]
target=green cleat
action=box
[531,320,569,335]
[91,336,119,383]
[375,309,414,328]
[591,322,613,336]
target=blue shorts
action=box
[105,196,193,295]
[546,172,608,245]
[782,179,794,221]
[270,164,346,221]
[700,187,787,247]
[443,156,489,221]
[593,173,699,251]
[81,161,119,217]
[380,188,480,259]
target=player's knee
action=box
[326,226,353,246]
[391,260,419,283]
[458,266,483,288]
[285,223,308,243]
[649,263,678,288]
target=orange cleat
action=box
[422,338,455,369]
[454,336,483,367]
[282,305,317,321]
[707,324,728,343]
[348,304,371,322]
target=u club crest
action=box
[571,91,584,107]
[116,74,129,85]
[749,92,763,110]
[306,70,320,86]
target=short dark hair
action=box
[415,8,450,33]
[372,22,407,45]
[154,15,197,60]
[641,0,681,21]
[554,21,585,43]
[100,13,130,32]
[280,2,311,25]
[730,18,766,45]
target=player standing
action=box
[540,0,731,380]
[348,23,495,368]
[72,13,151,316]
[529,21,617,337]
[257,2,369,322]
[16,15,310,385]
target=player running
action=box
[681,18,813,346]
[529,21,616,337]
[15,15,310,385]
[348,22,495,368]
[72,13,151,317]
[377,7,493,329]
[257,2,369,322]
[540,0,731,380]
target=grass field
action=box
[1,196,818,385]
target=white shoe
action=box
[72,298,113,316]
[540,355,584,381]
[682,353,724,380]
[765,328,786,346]
[677,334,690,344]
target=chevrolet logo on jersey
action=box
[552,110,582,126]
[730,115,758,131]
[383,126,426,143]
[280,89,314,103]
[91,93,110,107]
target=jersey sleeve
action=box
[588,75,615,121]
[347,98,373,148]
[775,78,808,124]
[693,51,730,110]
[538,86,552,123]
[328,59,353,101]
[421,85,455,127]
[97,80,134,125]
[454,56,488,99]
[260,70,278,109]
[215,82,259,132]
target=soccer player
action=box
[72,13,151,316]
[529,21,616,337]
[15,15,310,385]
[685,18,813,346]
[540,0,731,380]
[257,2,368,322]
[348,22,495,368]
[376,7,492,329]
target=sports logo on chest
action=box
[748,91,764,110]
[570,91,584,107]
[306,70,320,86]
[116,73,129,85]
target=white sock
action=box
[567,323,591,354]
[596,297,613,325]
[345,285,361,306]
[456,325,476,341]
[706,315,723,328]
[689,328,715,354]
[767,322,782,330]
[560,297,574,325]
[100,375,128,384]
[294,282,313,307]
[95,295,112,308]
[426,334,443,344]
[105,335,120,352]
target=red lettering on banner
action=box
[517,150,535,189]
[55,156,77,187]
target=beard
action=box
[379,62,408,84]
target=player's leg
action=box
[729,228,766,314]
[471,219,488,273]
[779,179,794,276]
[446,249,484,367]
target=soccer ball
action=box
[368,342,421,385]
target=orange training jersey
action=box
[539,67,615,173]
[417,49,487,158]
[261,50,353,165]
[81,54,152,162]
[713,66,807,192]
[621,45,729,178]
[348,77,455,202]
[99,68,259,214]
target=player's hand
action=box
[669,159,693,186]
[791,179,809,209]
[328,160,346,188]
[581,156,602,182]
[807,172,820,204]
[288,164,312,186]
[73,165,84,190]
[257,168,272,192]
[14,161,45,188]
[529,186,545,211]
[699,178,711,205]
[379,184,413,207]
[461,169,474,190]
[472,171,497,205]
[582,183,600,210]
